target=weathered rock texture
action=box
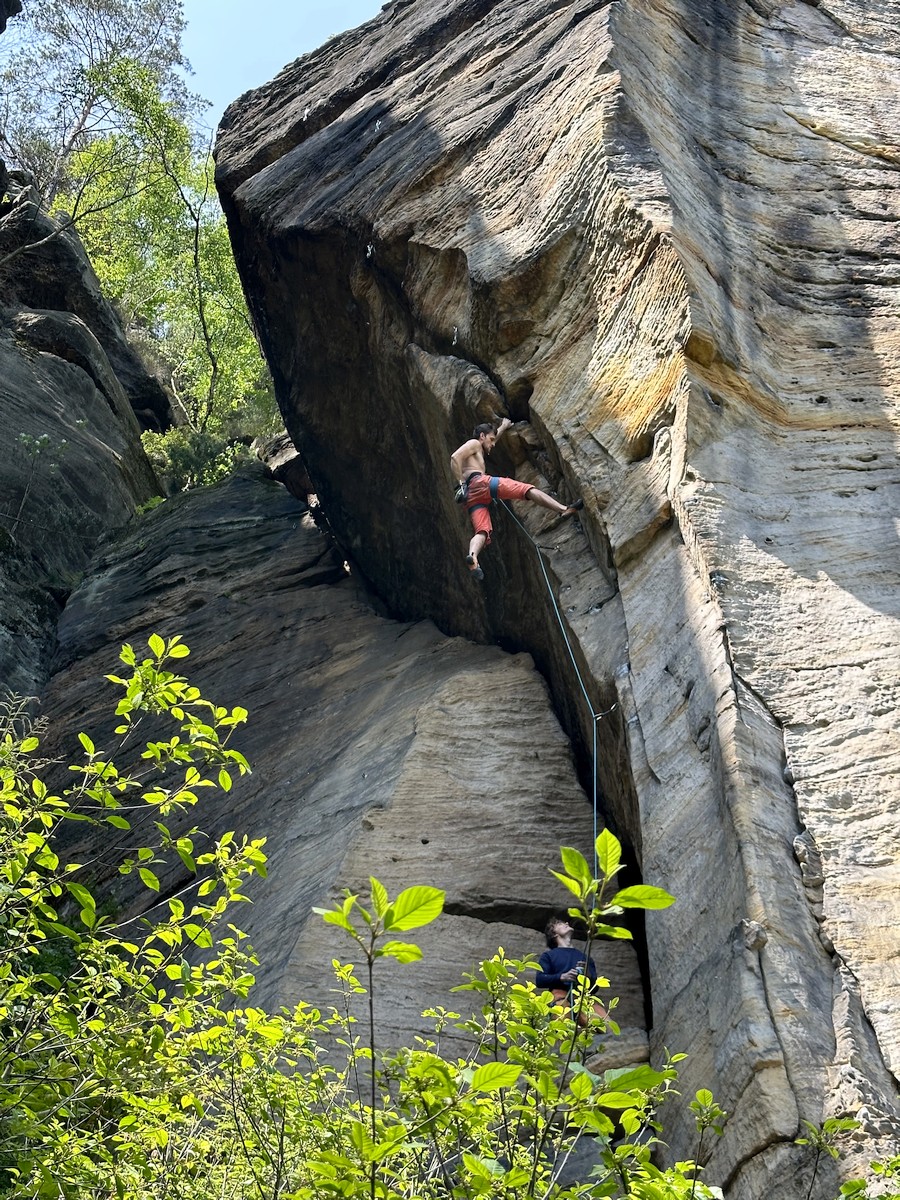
[215,0,900,1193]
[0,175,175,431]
[0,174,161,697]
[42,466,647,1056]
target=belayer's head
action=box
[544,915,573,948]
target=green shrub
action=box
[0,636,734,1199]
[141,426,253,492]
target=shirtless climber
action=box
[450,419,583,581]
[536,915,607,1026]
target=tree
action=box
[69,122,276,442]
[65,106,278,488]
[0,6,277,490]
[0,636,731,1198]
[0,0,191,205]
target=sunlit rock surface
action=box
[216,0,900,1192]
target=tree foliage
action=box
[0,635,262,1194]
[3,636,894,1197]
[0,0,190,203]
[66,97,277,483]
[0,637,737,1199]
[1,1,278,490]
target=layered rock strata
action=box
[215,0,900,1193]
[0,175,161,696]
[42,466,647,1054]
[0,174,175,431]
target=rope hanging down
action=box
[499,499,615,878]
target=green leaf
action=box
[138,867,160,891]
[379,940,423,963]
[620,1108,642,1136]
[148,633,166,657]
[596,1090,642,1109]
[470,1062,522,1092]
[176,847,196,873]
[370,876,389,918]
[183,924,213,948]
[21,736,39,753]
[349,1119,375,1157]
[371,1140,403,1163]
[50,1009,80,1038]
[603,1064,669,1090]
[168,643,190,658]
[609,885,675,910]
[383,886,444,932]
[105,814,131,829]
[463,1153,504,1179]
[595,829,621,881]
[569,1072,593,1100]
[568,1108,615,1136]
[65,882,95,911]
[314,907,354,933]
[560,846,592,886]
[45,920,81,941]
[550,870,584,898]
[591,921,633,940]
[218,769,232,792]
[78,732,95,755]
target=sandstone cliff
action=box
[0,173,162,697]
[41,465,648,1063]
[214,0,900,1193]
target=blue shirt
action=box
[536,945,598,991]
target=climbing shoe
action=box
[466,554,484,582]
[564,499,584,516]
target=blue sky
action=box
[181,0,384,123]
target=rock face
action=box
[0,174,161,697]
[215,0,900,1194]
[0,175,175,431]
[42,466,647,1056]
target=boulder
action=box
[0,313,158,697]
[0,174,175,431]
[214,0,900,1191]
[0,177,161,697]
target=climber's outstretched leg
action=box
[524,487,583,517]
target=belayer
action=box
[450,418,582,581]
[536,915,607,1026]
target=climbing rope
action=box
[499,498,616,877]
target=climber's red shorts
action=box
[464,473,534,545]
